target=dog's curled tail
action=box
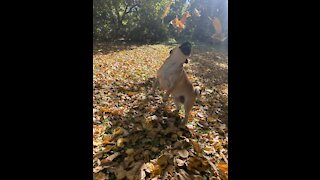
[194,86,201,97]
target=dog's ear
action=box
[179,41,192,56]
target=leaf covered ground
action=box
[93,42,228,180]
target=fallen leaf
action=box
[190,139,202,154]
[175,158,185,166]
[100,107,113,113]
[151,147,159,153]
[126,148,135,155]
[178,169,191,180]
[157,154,170,167]
[127,91,138,96]
[217,162,228,173]
[116,138,128,148]
[100,152,120,166]
[112,127,124,136]
[203,146,216,155]
[102,135,113,144]
[114,165,127,179]
[197,112,205,118]
[144,162,155,173]
[126,161,144,180]
[95,172,106,180]
[177,149,189,158]
[151,164,161,177]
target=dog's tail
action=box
[194,86,201,97]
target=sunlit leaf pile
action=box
[93,42,228,180]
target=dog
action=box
[151,41,201,126]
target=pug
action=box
[151,41,201,126]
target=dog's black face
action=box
[179,41,192,56]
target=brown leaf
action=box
[126,148,135,155]
[178,169,191,180]
[151,147,160,153]
[157,154,170,167]
[100,152,120,166]
[93,145,113,159]
[126,161,144,180]
[190,175,202,180]
[203,155,219,174]
[95,172,106,180]
[190,139,202,154]
[102,135,114,145]
[114,165,127,179]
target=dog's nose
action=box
[185,59,188,63]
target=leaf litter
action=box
[93,43,228,179]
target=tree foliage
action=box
[93,0,228,43]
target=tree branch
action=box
[126,4,139,14]
[121,4,139,22]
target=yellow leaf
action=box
[151,164,161,177]
[116,138,128,148]
[127,91,138,96]
[144,162,155,173]
[112,127,124,136]
[203,146,216,155]
[101,107,124,116]
[100,107,112,113]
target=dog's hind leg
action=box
[150,78,159,94]
[173,97,182,113]
[181,97,196,126]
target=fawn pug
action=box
[151,42,201,126]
